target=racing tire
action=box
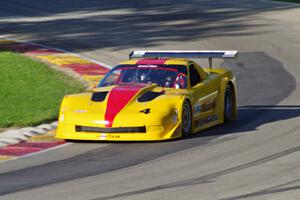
[182,100,192,137]
[224,84,233,122]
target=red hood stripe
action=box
[105,85,144,127]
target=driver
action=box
[138,69,152,84]
[140,72,146,82]
[174,73,186,89]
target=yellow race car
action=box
[56,50,238,141]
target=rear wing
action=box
[129,50,238,68]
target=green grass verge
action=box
[272,0,300,3]
[0,51,85,128]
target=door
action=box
[189,63,219,131]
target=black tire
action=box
[182,100,192,137]
[224,84,233,122]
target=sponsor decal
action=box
[194,104,201,113]
[99,134,120,140]
[99,133,107,140]
[194,98,216,114]
[137,65,158,68]
[107,135,120,139]
[136,59,167,65]
[201,98,216,112]
[194,115,218,128]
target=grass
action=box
[0,51,85,128]
[272,0,300,3]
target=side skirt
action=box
[192,114,221,134]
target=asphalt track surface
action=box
[0,0,300,199]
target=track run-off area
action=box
[0,0,300,199]
[0,39,109,161]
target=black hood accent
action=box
[138,91,164,102]
[91,91,108,102]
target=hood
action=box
[104,84,147,127]
[65,84,186,128]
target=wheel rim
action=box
[182,103,191,133]
[225,88,232,119]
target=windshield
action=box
[99,64,187,89]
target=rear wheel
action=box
[182,100,192,137]
[224,84,233,122]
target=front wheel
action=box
[182,100,192,137]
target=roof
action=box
[120,58,190,66]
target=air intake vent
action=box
[75,125,146,133]
[91,91,108,102]
[138,91,164,102]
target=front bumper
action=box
[56,122,182,141]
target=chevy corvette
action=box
[56,50,238,141]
